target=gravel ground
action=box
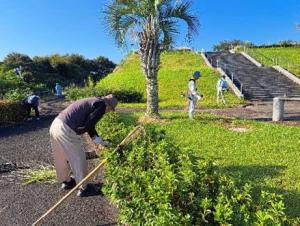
[0,97,118,226]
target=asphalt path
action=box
[0,98,118,226]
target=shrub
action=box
[4,88,31,101]
[99,114,290,226]
[0,70,26,97]
[112,90,144,103]
[96,112,134,145]
[0,100,27,123]
[65,86,144,103]
[64,87,105,100]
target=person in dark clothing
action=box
[24,95,40,119]
[49,94,118,197]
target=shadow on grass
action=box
[96,223,117,226]
[260,186,300,218]
[221,164,286,183]
[220,164,300,217]
[162,113,234,123]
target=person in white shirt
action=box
[188,71,202,120]
[216,75,228,105]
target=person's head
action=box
[103,94,118,112]
[192,71,201,80]
[221,75,226,80]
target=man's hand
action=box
[197,95,203,100]
[95,140,111,154]
[100,140,111,147]
[94,136,103,145]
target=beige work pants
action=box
[49,118,87,184]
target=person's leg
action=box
[217,90,220,104]
[49,119,71,183]
[33,105,40,117]
[57,121,87,185]
[188,99,194,119]
[25,103,31,117]
[221,90,226,104]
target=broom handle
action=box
[32,126,144,226]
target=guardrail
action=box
[204,53,244,96]
[244,47,300,76]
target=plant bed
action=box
[0,100,27,123]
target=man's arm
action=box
[75,103,106,137]
[85,106,106,138]
[189,80,201,99]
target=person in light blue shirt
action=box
[55,83,63,97]
[216,75,228,105]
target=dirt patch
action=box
[138,114,169,124]
[228,127,249,133]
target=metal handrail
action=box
[244,47,300,75]
[205,53,244,94]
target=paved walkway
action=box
[0,97,118,226]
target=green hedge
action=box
[97,113,291,226]
[0,100,27,123]
[65,86,144,103]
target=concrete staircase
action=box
[206,51,300,100]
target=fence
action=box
[243,47,300,76]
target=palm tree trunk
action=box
[139,22,160,117]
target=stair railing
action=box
[205,53,244,94]
[244,47,300,76]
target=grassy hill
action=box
[96,51,242,108]
[246,47,300,77]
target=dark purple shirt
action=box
[58,97,106,137]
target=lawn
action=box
[104,112,300,218]
[96,51,242,108]
[246,47,300,77]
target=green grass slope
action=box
[96,51,242,108]
[246,47,300,77]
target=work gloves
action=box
[196,94,204,100]
[94,136,110,147]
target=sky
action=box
[0,0,300,63]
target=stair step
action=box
[206,51,300,100]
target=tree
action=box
[213,40,253,52]
[3,52,34,71]
[104,0,199,117]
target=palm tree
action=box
[104,0,199,117]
